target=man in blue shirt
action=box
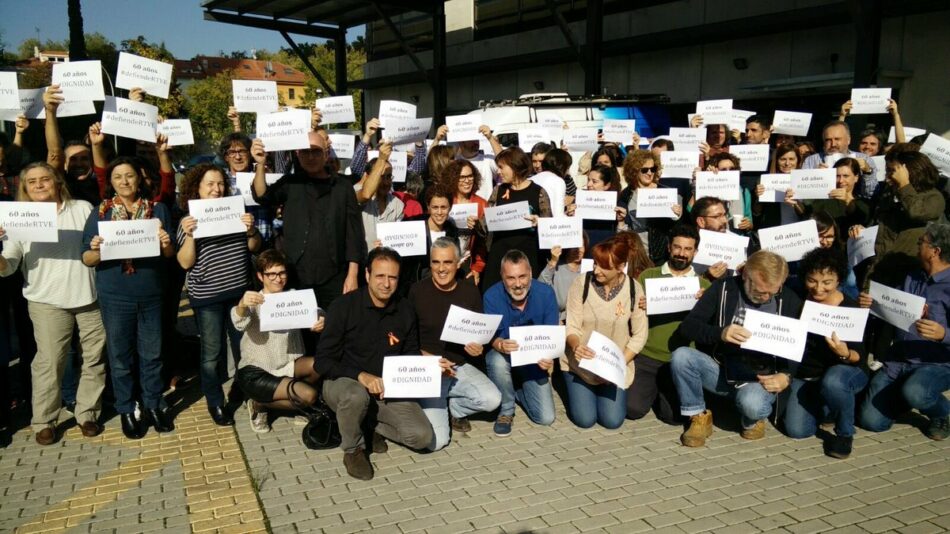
[860,222,950,440]
[483,250,557,436]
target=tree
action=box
[68,0,88,60]
[120,36,184,119]
[184,70,249,151]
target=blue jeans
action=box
[783,366,869,439]
[419,363,502,450]
[99,295,165,414]
[563,370,626,429]
[670,347,776,429]
[194,300,243,407]
[485,350,555,425]
[859,364,950,432]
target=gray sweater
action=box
[538,263,582,322]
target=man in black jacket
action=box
[670,250,803,447]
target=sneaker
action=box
[343,447,374,480]
[371,432,388,454]
[925,416,950,441]
[740,419,766,440]
[825,435,853,459]
[451,416,471,433]
[248,402,270,434]
[493,415,513,437]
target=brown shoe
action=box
[80,421,103,437]
[35,427,57,446]
[740,419,766,440]
[343,447,374,480]
[371,432,388,454]
[681,410,713,447]
[451,416,472,433]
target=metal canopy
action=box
[201,0,440,32]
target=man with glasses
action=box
[670,250,803,446]
[692,196,734,281]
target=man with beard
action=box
[629,224,711,423]
[42,85,100,206]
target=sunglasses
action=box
[640,167,657,174]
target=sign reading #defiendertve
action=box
[382,356,442,398]
[52,60,105,100]
[578,331,627,387]
[695,171,740,201]
[440,305,503,345]
[98,219,160,261]
[315,95,355,125]
[668,127,705,152]
[635,188,679,219]
[757,219,820,263]
[188,196,246,239]
[234,172,282,206]
[259,289,318,332]
[869,281,925,332]
[660,151,700,179]
[0,72,19,110]
[378,100,416,129]
[772,111,811,137]
[116,52,173,99]
[645,277,700,315]
[509,325,566,367]
[847,225,878,268]
[758,174,792,203]
[101,96,158,143]
[728,144,769,172]
[384,117,432,145]
[574,190,617,221]
[0,202,58,242]
[538,217,583,250]
[256,109,310,152]
[232,80,278,113]
[376,220,427,257]
[485,201,532,232]
[602,120,636,145]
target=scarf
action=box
[98,195,154,274]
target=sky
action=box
[0,0,361,59]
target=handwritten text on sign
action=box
[98,219,160,261]
[799,300,869,342]
[52,60,105,101]
[509,325,566,367]
[485,201,532,232]
[376,220,427,257]
[741,309,808,362]
[695,229,749,270]
[259,289,318,332]
[869,281,925,332]
[382,356,442,398]
[578,331,627,387]
[232,80,278,113]
[101,96,158,143]
[645,277,700,315]
[256,109,311,152]
[635,188,678,219]
[790,168,836,200]
[538,217,583,249]
[574,190,617,221]
[189,196,246,239]
[695,171,740,201]
[757,219,820,262]
[0,202,58,242]
[440,305,504,345]
[315,95,355,125]
[116,52,173,99]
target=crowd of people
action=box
[0,86,947,481]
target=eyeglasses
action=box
[459,174,474,182]
[262,270,288,280]
[703,212,728,220]
[226,149,249,157]
[640,167,656,174]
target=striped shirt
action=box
[176,224,251,307]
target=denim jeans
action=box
[859,364,950,432]
[485,350,555,425]
[783,365,869,439]
[194,300,243,407]
[98,295,165,414]
[670,347,776,429]
[563,370,626,429]
[61,328,81,405]
[419,363,502,450]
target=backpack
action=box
[580,271,638,336]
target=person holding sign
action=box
[0,162,106,445]
[752,144,801,230]
[232,250,325,435]
[81,157,175,440]
[315,248,433,480]
[619,150,683,263]
[408,238,502,450]
[176,164,262,426]
[483,250,558,436]
[787,158,871,232]
[41,85,101,206]
[443,161,488,283]
[359,149,406,254]
[217,132,274,245]
[859,223,950,441]
[564,237,648,429]
[691,197,755,281]
[671,251,803,446]
[539,233,589,322]
[402,185,463,287]
[801,121,878,199]
[566,165,623,250]
[783,248,869,459]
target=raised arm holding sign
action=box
[315,95,356,125]
[51,60,105,101]
[256,109,310,152]
[116,52,173,99]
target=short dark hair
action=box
[424,183,454,208]
[692,196,725,223]
[707,152,741,171]
[255,249,287,273]
[592,145,623,168]
[669,223,700,247]
[810,209,839,246]
[530,142,555,158]
[651,138,675,151]
[495,147,532,180]
[541,149,572,178]
[218,132,252,159]
[799,246,848,286]
[746,114,772,130]
[833,157,862,178]
[859,128,886,153]
[590,164,621,192]
[105,156,152,200]
[885,149,940,191]
[822,120,851,138]
[367,246,402,272]
[924,222,950,263]
[500,249,530,272]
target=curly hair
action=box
[621,149,661,188]
[424,183,454,208]
[442,160,482,199]
[179,163,231,211]
[799,246,848,286]
[706,152,741,171]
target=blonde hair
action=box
[744,250,789,285]
[17,162,72,203]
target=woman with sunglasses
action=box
[620,150,682,264]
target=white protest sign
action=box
[188,196,246,239]
[581,258,594,273]
[729,110,756,132]
[51,60,104,100]
[0,88,44,121]
[888,125,927,143]
[48,92,97,119]
[101,96,158,143]
[757,219,820,262]
[850,88,891,115]
[256,109,310,152]
[635,188,679,219]
[870,155,887,182]
[562,128,599,153]
[741,309,808,362]
[449,202,478,229]
[869,281,926,332]
[315,95,355,125]
[446,113,483,142]
[574,190,617,221]
[799,301,870,342]
[378,100,416,128]
[377,220,427,256]
[920,134,950,177]
[668,127,705,152]
[0,72,19,110]
[660,150,700,179]
[645,277,700,315]
[847,225,878,267]
[602,120,636,145]
[259,289,319,332]
[759,173,792,203]
[579,331,627,387]
[382,356,442,398]
[384,117,432,145]
[695,229,749,269]
[696,99,733,117]
[695,171,740,201]
[234,172,282,206]
[328,133,355,159]
[485,201,531,232]
[440,305,504,345]
[538,217,583,249]
[0,202,58,242]
[536,111,564,131]
[790,168,836,200]
[98,219,161,261]
[509,325,566,367]
[115,52,173,99]
[232,80,278,113]
[367,150,408,183]
[728,144,769,172]
[772,111,812,137]
[157,119,194,146]
[518,129,551,149]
